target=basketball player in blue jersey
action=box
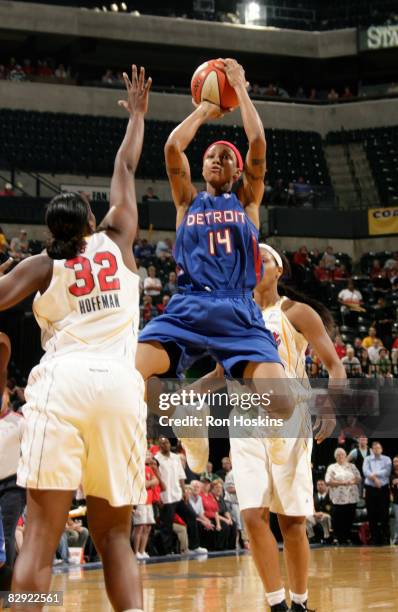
[137,58,292,461]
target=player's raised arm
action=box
[165,101,222,224]
[223,59,266,225]
[100,65,151,247]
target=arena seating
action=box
[327,126,398,204]
[0,109,331,186]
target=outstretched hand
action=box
[313,415,337,444]
[118,65,152,116]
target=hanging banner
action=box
[61,184,110,202]
[368,207,398,235]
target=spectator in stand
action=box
[216,457,232,481]
[0,183,15,197]
[348,436,371,478]
[320,246,337,270]
[370,259,383,279]
[200,477,228,551]
[372,269,392,297]
[65,517,89,551]
[391,456,398,545]
[341,346,362,377]
[287,182,296,207]
[270,178,288,206]
[164,271,178,295]
[188,480,215,532]
[8,64,26,82]
[377,348,393,377]
[143,265,162,297]
[293,176,314,207]
[293,246,311,268]
[264,83,277,96]
[134,238,154,261]
[325,448,361,545]
[37,60,54,77]
[334,334,347,359]
[140,295,157,327]
[0,65,5,80]
[224,468,245,546]
[342,86,353,99]
[368,338,383,367]
[132,451,158,559]
[363,442,392,546]
[306,480,332,543]
[142,187,159,202]
[173,509,189,554]
[338,279,364,324]
[155,437,206,555]
[22,59,34,78]
[353,337,363,358]
[211,480,237,550]
[309,87,317,100]
[328,88,339,101]
[295,86,306,99]
[356,347,370,376]
[372,296,394,347]
[362,327,381,350]
[155,238,172,259]
[200,462,216,482]
[101,69,115,84]
[135,257,147,292]
[9,229,29,261]
[0,227,9,255]
[333,262,348,280]
[383,251,398,271]
[157,294,170,314]
[55,64,68,79]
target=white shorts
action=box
[133,504,155,525]
[17,356,147,507]
[230,434,314,516]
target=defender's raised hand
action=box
[118,65,152,116]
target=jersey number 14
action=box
[208,229,232,256]
[65,251,120,297]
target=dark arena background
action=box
[1,1,398,610]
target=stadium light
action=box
[110,3,118,11]
[120,2,127,10]
[246,1,260,23]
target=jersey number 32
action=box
[65,252,120,297]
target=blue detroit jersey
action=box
[174,191,262,291]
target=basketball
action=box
[191,60,239,110]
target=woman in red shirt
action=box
[132,452,159,559]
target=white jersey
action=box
[262,296,308,383]
[33,232,139,364]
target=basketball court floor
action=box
[50,547,398,611]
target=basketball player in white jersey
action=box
[229,244,346,612]
[0,65,151,612]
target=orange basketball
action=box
[191,60,239,111]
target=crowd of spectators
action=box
[2,54,398,107]
[0,57,73,83]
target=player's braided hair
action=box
[45,192,89,260]
[278,253,336,338]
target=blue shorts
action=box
[0,508,5,564]
[139,289,281,377]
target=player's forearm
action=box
[327,361,347,381]
[235,83,265,144]
[166,106,208,153]
[115,111,145,174]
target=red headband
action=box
[203,140,244,172]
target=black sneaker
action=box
[290,602,315,611]
[271,602,289,612]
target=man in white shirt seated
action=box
[155,438,207,555]
[341,347,362,377]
